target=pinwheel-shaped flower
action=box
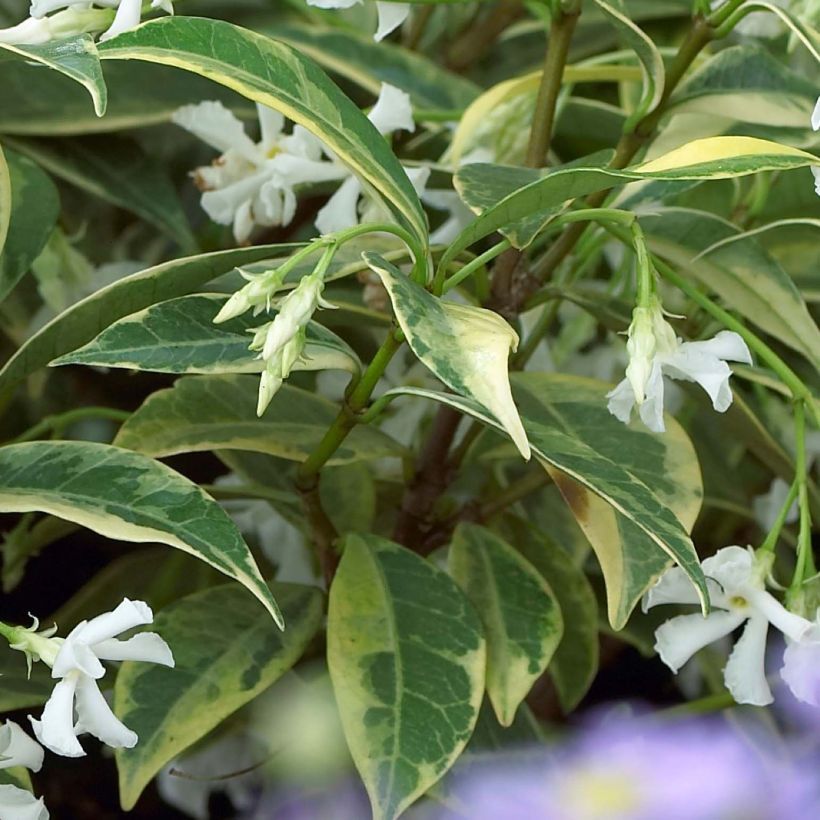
[306,0,410,42]
[28,599,174,757]
[644,546,812,706]
[607,298,751,433]
[173,101,345,244]
[781,615,820,707]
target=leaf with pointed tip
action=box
[593,0,664,125]
[97,16,427,244]
[328,533,485,820]
[502,516,598,712]
[53,294,360,377]
[0,35,106,117]
[8,135,196,251]
[0,243,302,407]
[449,523,563,727]
[114,375,405,465]
[0,149,60,303]
[115,582,323,810]
[646,208,820,371]
[365,253,529,460]
[381,373,706,628]
[0,441,282,626]
[450,136,819,256]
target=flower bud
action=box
[625,306,656,405]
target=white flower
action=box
[173,101,344,243]
[781,617,820,706]
[0,6,111,43]
[645,546,812,706]
[315,83,419,234]
[0,721,44,773]
[0,785,49,820]
[306,0,411,41]
[607,299,752,433]
[28,599,174,757]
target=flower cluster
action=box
[607,296,752,433]
[173,83,422,244]
[645,546,819,707]
[0,599,174,816]
[0,0,173,44]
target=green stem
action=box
[707,0,748,27]
[526,2,582,169]
[8,407,131,445]
[758,479,800,554]
[297,330,404,485]
[0,621,16,643]
[631,220,654,305]
[479,470,551,520]
[332,222,426,284]
[658,690,737,718]
[440,239,511,295]
[789,401,816,593]
[201,483,298,507]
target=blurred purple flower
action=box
[245,780,370,820]
[433,712,818,820]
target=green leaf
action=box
[53,294,360,377]
[275,24,479,111]
[0,35,107,117]
[646,208,820,371]
[669,45,817,127]
[502,516,598,712]
[113,375,405,465]
[449,523,563,727]
[98,16,427,245]
[8,135,196,251]
[0,642,53,712]
[328,533,485,820]
[450,136,819,256]
[365,253,529,459]
[0,145,9,257]
[0,61,252,136]
[0,243,303,407]
[0,149,60,303]
[114,581,323,810]
[382,373,706,628]
[592,0,665,125]
[51,548,223,632]
[0,441,282,626]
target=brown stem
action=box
[392,405,463,548]
[297,476,340,587]
[446,0,525,72]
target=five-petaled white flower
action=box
[607,297,752,433]
[306,0,410,42]
[644,546,812,706]
[173,101,346,244]
[0,785,50,820]
[28,599,174,757]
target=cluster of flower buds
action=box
[215,246,337,415]
[0,1,174,45]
